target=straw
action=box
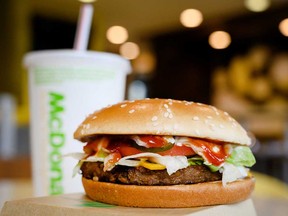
[73,1,95,50]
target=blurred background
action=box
[1,0,288,212]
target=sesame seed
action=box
[209,124,216,131]
[196,102,203,106]
[224,112,229,116]
[211,107,220,115]
[193,116,200,121]
[207,116,213,119]
[168,101,173,105]
[92,116,97,119]
[120,104,127,108]
[151,116,158,121]
[167,108,172,113]
[129,109,135,114]
[232,122,237,127]
[185,102,193,105]
[211,106,218,112]
[83,124,90,129]
[169,113,173,119]
[164,112,169,118]
[229,117,235,122]
[164,104,169,108]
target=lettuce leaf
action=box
[187,145,256,173]
[187,156,203,166]
[72,160,84,177]
[225,146,256,167]
[187,157,219,172]
[206,164,220,172]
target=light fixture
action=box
[208,31,231,49]
[106,25,128,44]
[244,0,271,12]
[180,9,203,28]
[279,18,288,37]
[119,42,140,60]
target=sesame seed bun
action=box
[74,98,251,146]
[82,177,255,208]
[75,99,255,208]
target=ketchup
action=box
[192,139,228,166]
[139,135,165,148]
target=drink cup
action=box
[24,50,131,196]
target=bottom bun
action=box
[82,177,255,208]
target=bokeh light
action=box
[244,0,271,12]
[106,25,128,44]
[180,9,203,28]
[119,42,140,60]
[208,31,231,49]
[279,18,288,37]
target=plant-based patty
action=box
[81,162,222,185]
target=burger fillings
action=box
[71,98,256,207]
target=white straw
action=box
[74,3,94,50]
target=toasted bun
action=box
[74,99,251,145]
[82,177,255,208]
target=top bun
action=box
[74,98,251,146]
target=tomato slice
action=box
[138,135,167,148]
[106,141,141,156]
[118,145,142,156]
[115,142,194,156]
[83,140,98,154]
[83,137,109,155]
[159,145,195,156]
[84,136,208,158]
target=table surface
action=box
[0,173,288,215]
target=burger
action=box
[73,98,256,208]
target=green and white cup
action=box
[24,50,131,196]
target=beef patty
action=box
[80,162,222,185]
